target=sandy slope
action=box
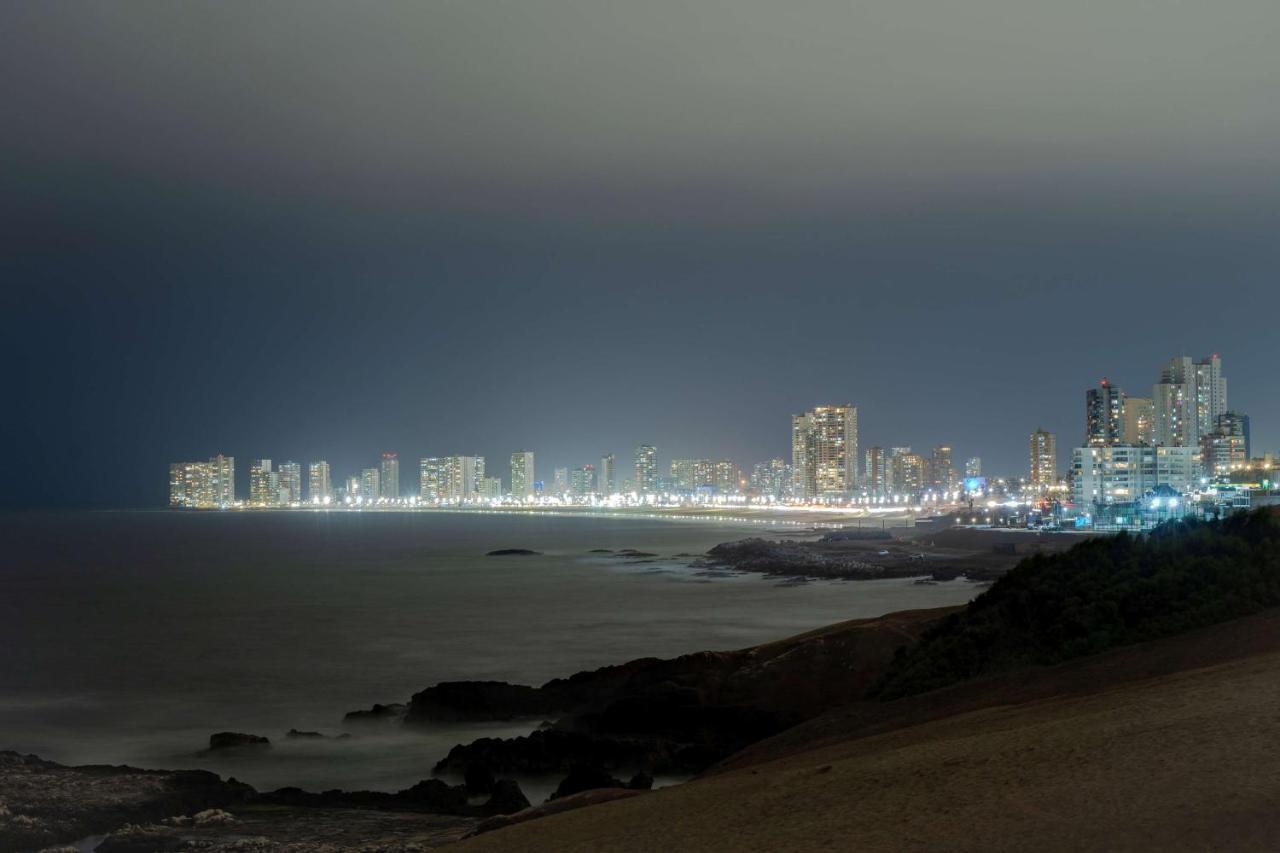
[450,610,1280,852]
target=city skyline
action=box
[168,351,1270,509]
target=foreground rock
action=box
[0,751,252,852]
[0,751,532,851]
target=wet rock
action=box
[550,765,626,800]
[406,681,566,724]
[204,732,270,753]
[96,824,183,852]
[285,729,351,740]
[342,702,407,723]
[483,780,531,816]
[464,763,495,795]
[627,771,654,790]
[485,548,541,556]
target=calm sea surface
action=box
[0,510,975,796]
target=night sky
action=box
[3,1,1279,508]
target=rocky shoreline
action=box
[1,533,1021,851]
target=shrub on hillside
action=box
[874,509,1280,699]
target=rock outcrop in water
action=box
[485,548,542,556]
[203,732,270,753]
[407,681,566,724]
[342,702,407,723]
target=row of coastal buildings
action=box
[1041,354,1272,528]
[168,353,1271,516]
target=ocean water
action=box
[0,510,975,797]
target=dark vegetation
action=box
[875,509,1280,699]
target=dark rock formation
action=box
[96,825,184,852]
[551,764,627,800]
[258,778,470,815]
[285,729,351,740]
[486,548,542,556]
[0,751,253,852]
[627,771,654,790]
[204,732,270,753]
[342,702,407,723]
[464,762,496,795]
[483,779,531,816]
[406,681,567,724]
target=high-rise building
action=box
[249,459,277,506]
[792,405,858,500]
[168,455,236,508]
[1202,412,1250,476]
[671,459,715,491]
[965,457,982,478]
[1218,411,1251,459]
[1029,429,1056,491]
[599,454,616,495]
[552,467,569,496]
[927,446,956,492]
[714,460,740,493]
[1123,397,1155,446]
[481,477,503,500]
[419,457,447,501]
[510,451,535,500]
[1193,355,1227,442]
[1154,355,1226,447]
[308,461,331,504]
[570,464,596,497]
[277,461,302,505]
[864,447,887,496]
[428,456,484,501]
[379,452,400,500]
[360,467,380,501]
[889,450,925,498]
[634,445,657,494]
[1086,380,1125,446]
[750,459,790,499]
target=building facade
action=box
[792,405,858,500]
[510,451,535,499]
[598,454,616,495]
[634,444,657,494]
[169,455,235,508]
[277,461,302,505]
[1072,445,1202,507]
[379,452,400,500]
[1029,429,1057,491]
[308,461,331,504]
[1086,380,1125,446]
